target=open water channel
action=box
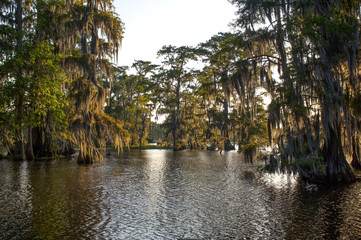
[0,150,361,239]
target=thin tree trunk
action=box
[15,95,26,160]
[172,110,177,151]
[26,126,34,160]
[223,98,234,150]
[139,114,147,150]
[173,78,181,151]
[223,98,228,140]
[139,123,143,150]
[14,0,25,161]
[351,135,361,170]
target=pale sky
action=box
[114,0,237,67]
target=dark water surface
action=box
[1,150,361,239]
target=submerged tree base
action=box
[77,154,95,164]
[265,153,356,185]
[224,140,235,151]
[351,156,361,171]
[318,128,356,184]
[298,164,356,184]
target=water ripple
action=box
[0,151,361,239]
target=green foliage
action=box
[25,42,67,128]
[0,0,126,161]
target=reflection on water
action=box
[0,150,361,239]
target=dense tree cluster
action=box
[1,0,360,183]
[228,0,361,183]
[107,40,269,154]
[1,0,127,163]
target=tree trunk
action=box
[14,0,25,161]
[224,140,235,151]
[44,130,55,158]
[77,151,92,164]
[26,126,34,161]
[139,114,147,150]
[63,141,75,156]
[351,135,361,170]
[222,98,235,151]
[33,126,43,158]
[172,110,177,151]
[222,98,230,150]
[14,137,25,160]
[320,126,356,183]
[173,78,181,151]
[14,95,25,161]
[131,135,134,146]
[139,135,142,150]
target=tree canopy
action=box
[1,0,360,184]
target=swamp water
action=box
[0,150,361,239]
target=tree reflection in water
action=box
[0,150,360,239]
